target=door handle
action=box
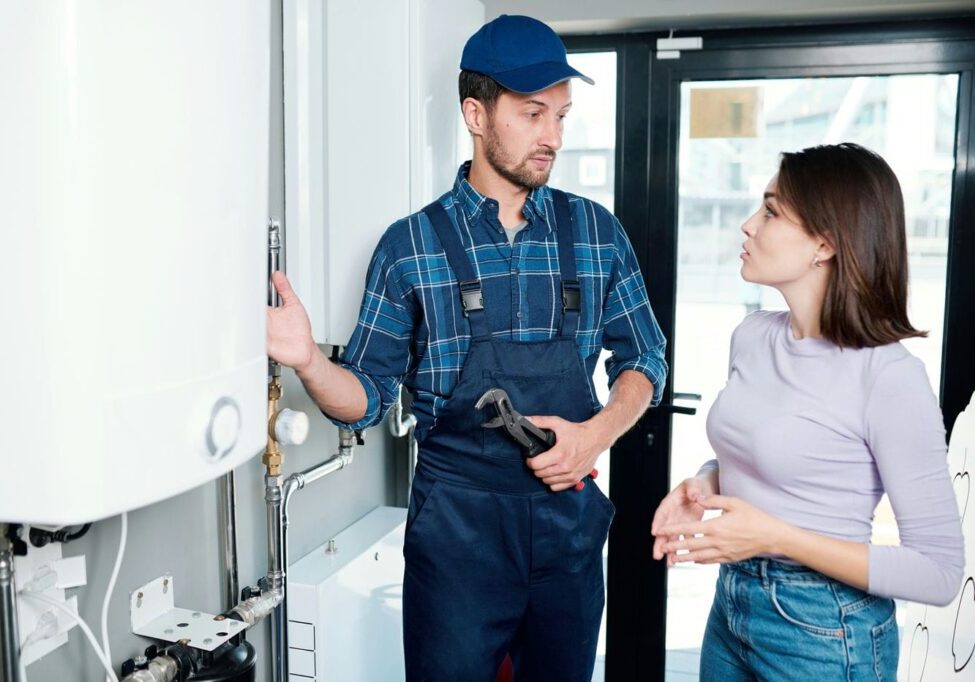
[656,391,701,415]
[656,403,697,415]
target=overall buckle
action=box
[562,280,581,311]
[459,279,484,316]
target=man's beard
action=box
[484,123,556,190]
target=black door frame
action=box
[565,18,975,682]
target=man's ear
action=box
[462,97,489,138]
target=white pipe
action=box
[19,592,118,682]
[101,512,127,682]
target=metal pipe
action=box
[268,429,356,682]
[0,529,21,682]
[265,473,286,682]
[264,215,288,681]
[388,391,418,494]
[267,219,282,308]
[218,472,241,614]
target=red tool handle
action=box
[574,468,599,491]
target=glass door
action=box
[667,73,959,679]
[567,22,975,682]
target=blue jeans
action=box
[700,559,899,681]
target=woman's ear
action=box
[815,238,837,265]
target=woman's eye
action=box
[764,205,776,218]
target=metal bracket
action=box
[129,575,244,651]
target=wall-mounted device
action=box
[1,0,272,525]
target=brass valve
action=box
[263,376,284,475]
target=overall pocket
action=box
[404,477,441,541]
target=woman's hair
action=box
[776,142,926,349]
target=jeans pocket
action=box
[832,579,880,615]
[871,600,899,681]
[769,580,846,638]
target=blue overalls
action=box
[402,191,616,681]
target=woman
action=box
[651,143,964,680]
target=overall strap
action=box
[551,190,580,337]
[423,200,491,339]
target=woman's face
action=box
[740,175,827,288]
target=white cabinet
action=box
[284,0,483,346]
[288,507,408,680]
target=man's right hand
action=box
[267,271,317,372]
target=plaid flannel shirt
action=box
[331,163,667,439]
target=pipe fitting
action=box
[265,475,283,501]
[120,655,179,682]
[388,393,417,438]
[263,376,284,476]
[228,587,283,627]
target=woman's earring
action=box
[812,256,822,268]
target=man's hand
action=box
[523,415,608,492]
[267,271,317,372]
[651,476,714,566]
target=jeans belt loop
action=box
[760,558,770,588]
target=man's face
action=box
[482,81,571,190]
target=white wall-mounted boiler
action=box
[1,1,271,524]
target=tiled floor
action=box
[590,648,701,681]
[664,648,702,681]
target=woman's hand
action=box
[655,495,791,565]
[651,476,715,566]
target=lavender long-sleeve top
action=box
[701,310,964,605]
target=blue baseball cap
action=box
[460,15,594,94]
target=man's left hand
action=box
[524,415,607,492]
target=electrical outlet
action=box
[13,529,87,667]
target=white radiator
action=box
[288,506,407,681]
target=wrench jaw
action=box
[474,387,509,412]
[475,387,553,457]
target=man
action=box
[268,15,667,681]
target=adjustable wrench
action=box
[475,387,597,490]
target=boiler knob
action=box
[206,397,242,460]
[274,408,309,446]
